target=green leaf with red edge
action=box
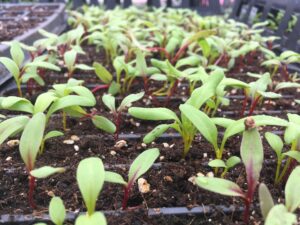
[240,119,264,195]
[128,148,159,184]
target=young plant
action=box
[241,73,281,116]
[208,156,241,178]
[34,196,66,225]
[265,113,300,184]
[104,148,159,209]
[20,112,65,208]
[63,49,94,78]
[0,41,61,96]
[262,50,300,81]
[129,71,224,158]
[259,166,300,224]
[102,92,144,140]
[195,117,263,223]
[75,157,107,225]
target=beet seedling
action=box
[259,166,300,224]
[265,113,300,184]
[241,73,281,116]
[20,112,65,208]
[208,156,241,178]
[102,92,144,140]
[76,157,107,225]
[196,117,263,223]
[129,71,224,158]
[0,41,60,97]
[105,148,159,209]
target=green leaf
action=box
[283,151,300,163]
[10,41,24,68]
[265,205,296,225]
[285,166,300,212]
[76,157,105,216]
[186,69,224,109]
[118,92,144,111]
[136,49,147,76]
[265,132,283,157]
[75,64,94,71]
[0,116,29,145]
[26,61,60,71]
[195,176,244,197]
[175,55,201,69]
[108,81,120,95]
[102,94,116,112]
[257,91,281,99]
[44,130,64,142]
[93,62,113,84]
[0,57,20,80]
[49,197,66,225]
[226,156,241,168]
[64,50,77,72]
[75,212,107,225]
[198,38,211,58]
[240,119,264,190]
[129,107,180,123]
[275,82,300,91]
[150,74,168,81]
[0,96,34,113]
[208,159,226,168]
[259,183,274,220]
[211,117,235,128]
[105,171,127,185]
[19,112,46,170]
[128,148,159,183]
[92,115,116,134]
[180,104,218,149]
[30,166,65,179]
[34,92,58,114]
[143,124,172,144]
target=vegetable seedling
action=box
[259,166,300,225]
[196,117,263,223]
[102,92,144,140]
[208,156,241,178]
[105,148,159,209]
[0,41,60,97]
[76,157,107,225]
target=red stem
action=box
[143,77,149,96]
[28,175,36,209]
[147,47,171,61]
[122,186,130,210]
[171,42,190,64]
[243,198,251,223]
[114,113,121,141]
[249,96,261,116]
[281,64,289,81]
[214,53,225,66]
[92,84,109,93]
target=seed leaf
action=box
[118,92,144,111]
[129,107,180,123]
[93,62,113,84]
[92,115,116,134]
[265,132,283,157]
[75,212,107,225]
[259,183,274,220]
[76,157,105,216]
[285,166,300,212]
[143,124,172,144]
[49,197,66,225]
[30,166,65,179]
[105,171,127,185]
[102,94,116,112]
[265,205,296,225]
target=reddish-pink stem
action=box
[281,64,289,81]
[114,113,121,141]
[92,84,109,93]
[28,175,36,209]
[240,91,248,117]
[147,47,171,61]
[171,42,190,64]
[165,80,179,106]
[249,96,261,116]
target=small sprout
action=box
[49,197,66,225]
[105,148,159,209]
[208,156,241,178]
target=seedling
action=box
[102,92,144,140]
[0,41,61,96]
[20,112,65,208]
[196,117,263,223]
[63,49,94,78]
[208,156,241,178]
[129,71,224,158]
[241,73,281,116]
[76,157,107,225]
[265,113,300,184]
[262,50,300,81]
[105,148,159,209]
[259,166,300,224]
